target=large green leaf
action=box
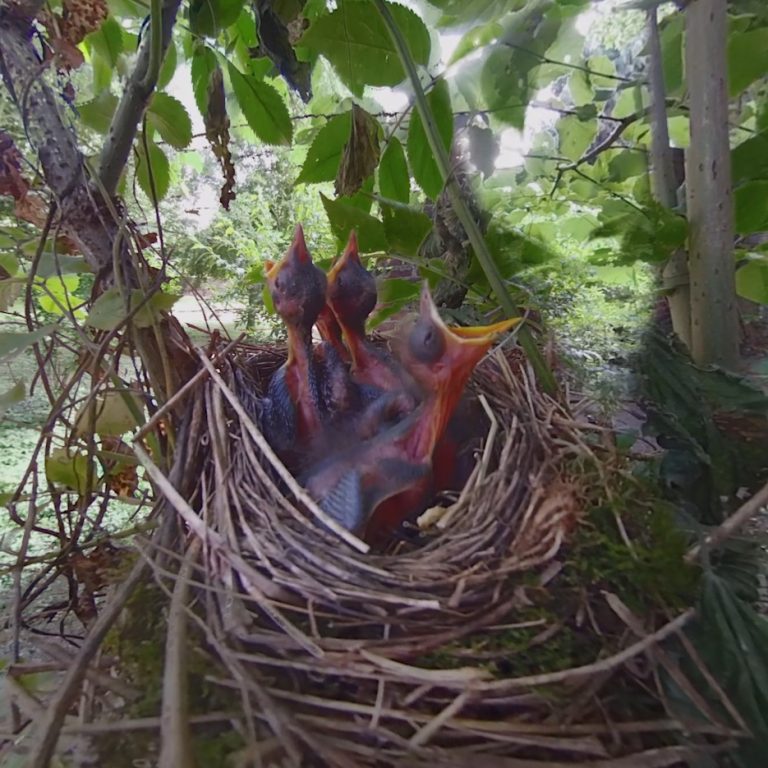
[736,258,768,305]
[448,21,503,65]
[35,252,91,278]
[87,17,123,67]
[299,0,430,96]
[480,46,536,128]
[189,0,245,37]
[321,194,387,252]
[191,46,218,116]
[731,131,768,184]
[296,112,351,184]
[86,288,180,330]
[45,448,96,494]
[728,28,768,98]
[135,138,170,200]
[78,89,119,134]
[734,181,768,234]
[228,64,293,145]
[608,150,647,182]
[378,137,410,203]
[0,326,57,360]
[659,13,683,96]
[407,79,453,200]
[147,93,193,149]
[157,40,178,91]
[37,275,81,316]
[381,204,432,256]
[557,114,596,162]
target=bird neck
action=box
[405,386,455,461]
[285,323,313,368]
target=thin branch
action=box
[98,0,183,197]
[373,0,557,394]
[685,479,768,563]
[502,42,641,84]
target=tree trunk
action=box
[646,9,692,349]
[0,0,195,405]
[685,0,740,368]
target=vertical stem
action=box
[685,0,740,367]
[646,7,691,348]
[372,0,556,394]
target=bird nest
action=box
[135,340,740,767]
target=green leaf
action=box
[557,114,596,162]
[131,290,180,328]
[569,70,593,107]
[667,115,689,149]
[147,93,193,149]
[91,51,113,92]
[35,252,91,278]
[381,204,432,256]
[299,0,430,96]
[378,137,410,203]
[135,138,170,200]
[659,13,683,96]
[87,17,123,67]
[612,85,645,120]
[407,79,453,199]
[0,326,56,360]
[480,46,536,128]
[734,181,768,235]
[75,390,144,437]
[228,64,293,145]
[736,259,768,305]
[296,112,351,184]
[191,46,218,116]
[728,28,768,98]
[732,131,768,184]
[78,89,119,134]
[448,21,502,65]
[86,288,180,330]
[45,448,95,494]
[608,151,647,182]
[189,0,246,37]
[0,381,26,419]
[157,40,178,91]
[37,275,80,315]
[86,289,125,330]
[321,194,387,252]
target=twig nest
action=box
[155,343,730,765]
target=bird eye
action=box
[274,276,282,290]
[336,275,343,288]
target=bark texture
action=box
[685,0,740,367]
[647,8,692,349]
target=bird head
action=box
[264,224,327,328]
[326,231,377,330]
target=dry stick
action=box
[22,536,156,768]
[134,335,245,441]
[685,478,768,563]
[158,537,201,768]
[196,352,370,554]
[132,444,324,657]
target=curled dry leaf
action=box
[204,66,236,210]
[335,104,381,197]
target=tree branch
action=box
[374,0,557,394]
[98,0,182,197]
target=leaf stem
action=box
[373,0,556,393]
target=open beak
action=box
[420,281,519,360]
[328,230,360,283]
